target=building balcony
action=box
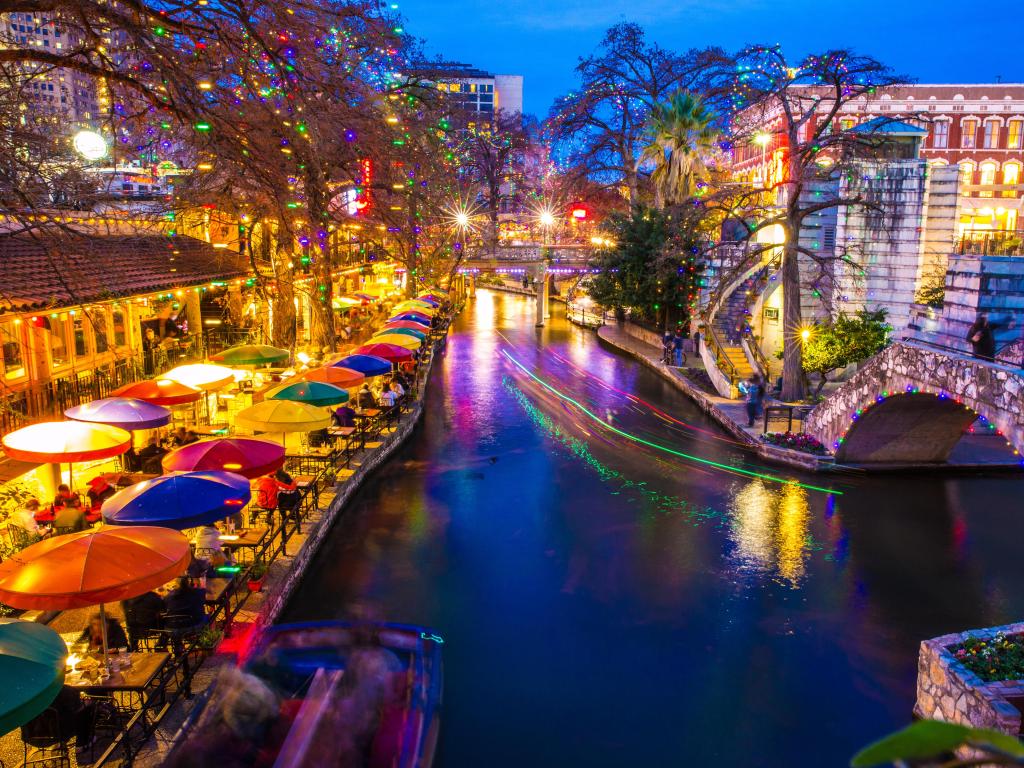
[956,230,1024,257]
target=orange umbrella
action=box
[0,526,190,610]
[111,378,203,406]
[2,421,131,464]
[299,366,365,388]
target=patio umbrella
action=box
[163,364,235,392]
[267,380,350,407]
[395,300,435,311]
[301,365,366,388]
[2,421,131,464]
[384,320,432,332]
[110,378,203,406]
[388,312,432,325]
[235,400,331,436]
[353,292,379,302]
[210,344,290,367]
[102,471,251,529]
[65,397,171,431]
[415,297,441,307]
[353,343,413,363]
[369,333,421,350]
[0,619,67,736]
[376,327,426,341]
[161,437,285,479]
[332,354,392,378]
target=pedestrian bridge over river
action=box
[461,245,596,325]
[805,340,1024,465]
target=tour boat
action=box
[166,621,443,768]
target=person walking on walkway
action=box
[661,330,673,365]
[672,328,686,367]
[967,313,996,361]
[741,374,765,429]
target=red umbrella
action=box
[161,437,286,479]
[111,379,203,406]
[353,343,414,363]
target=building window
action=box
[979,162,998,197]
[961,119,978,148]
[1,321,25,379]
[933,121,949,148]
[982,120,1000,149]
[73,314,88,357]
[839,118,855,131]
[1004,163,1021,199]
[112,305,127,347]
[1009,120,1023,150]
[49,315,69,367]
[92,310,109,354]
[959,162,975,188]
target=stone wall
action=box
[806,340,1024,462]
[917,622,1024,750]
[932,255,1024,353]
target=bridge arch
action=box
[806,341,1024,466]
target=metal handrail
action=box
[901,335,1023,369]
[704,324,739,384]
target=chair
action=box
[83,691,130,762]
[53,526,77,537]
[21,706,72,767]
[10,525,39,550]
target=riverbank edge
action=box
[596,323,835,473]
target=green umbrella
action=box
[0,619,66,736]
[265,380,350,407]
[376,327,427,341]
[210,344,290,367]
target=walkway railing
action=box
[703,324,739,386]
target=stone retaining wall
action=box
[917,623,1024,756]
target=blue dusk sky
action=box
[397,0,1020,116]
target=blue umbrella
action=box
[102,471,251,529]
[331,354,392,378]
[388,313,431,326]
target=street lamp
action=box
[73,130,108,161]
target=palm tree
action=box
[641,91,719,208]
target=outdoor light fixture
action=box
[801,328,811,341]
[754,132,772,147]
[72,130,108,161]
[455,211,469,228]
[539,210,555,227]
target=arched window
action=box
[932,120,950,148]
[979,162,998,197]
[1008,120,1023,150]
[1003,163,1021,199]
[961,119,978,148]
[959,161,976,188]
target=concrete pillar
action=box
[468,274,476,298]
[535,265,547,327]
[543,274,552,319]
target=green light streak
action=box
[502,350,842,496]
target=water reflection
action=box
[729,481,812,586]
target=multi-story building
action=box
[407,60,524,127]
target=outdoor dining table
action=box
[64,651,171,695]
[353,408,382,448]
[219,526,270,563]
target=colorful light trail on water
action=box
[502,349,843,496]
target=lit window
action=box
[92,310,109,354]
[979,162,998,198]
[839,118,855,131]
[112,306,126,346]
[48,315,69,366]
[1,321,25,379]
[933,121,949,148]
[960,162,975,188]
[1004,164,1021,199]
[982,120,999,149]
[1008,120,1023,150]
[961,119,978,148]
[73,314,88,357]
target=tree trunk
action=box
[270,228,296,351]
[780,235,804,402]
[303,159,336,354]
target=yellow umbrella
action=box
[235,400,332,434]
[370,333,421,350]
[395,301,436,314]
[164,364,235,392]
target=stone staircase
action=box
[710,274,758,381]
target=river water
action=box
[282,290,1024,767]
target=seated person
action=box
[53,497,87,533]
[22,685,93,747]
[354,384,377,411]
[122,591,166,651]
[390,378,406,398]
[191,524,223,554]
[86,476,116,509]
[138,437,166,474]
[185,429,200,445]
[52,483,76,510]
[164,577,208,631]
[14,499,42,538]
[78,613,129,652]
[121,444,141,473]
[332,404,356,428]
[380,387,397,408]
[254,474,279,517]
[169,426,190,447]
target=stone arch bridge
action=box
[461,245,595,325]
[805,340,1024,465]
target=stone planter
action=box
[916,622,1024,748]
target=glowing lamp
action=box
[800,328,811,342]
[455,211,469,228]
[73,130,107,161]
[539,211,555,227]
[754,132,772,147]
[571,207,588,220]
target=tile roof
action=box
[0,233,249,315]
[848,117,929,135]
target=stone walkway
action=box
[596,323,834,471]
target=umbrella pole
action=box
[100,602,110,666]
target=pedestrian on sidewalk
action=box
[672,328,686,367]
[967,312,996,361]
[741,374,765,429]
[661,330,673,365]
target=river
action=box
[281,289,1024,767]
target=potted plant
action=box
[247,560,269,592]
[195,626,223,651]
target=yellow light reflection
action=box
[729,480,810,587]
